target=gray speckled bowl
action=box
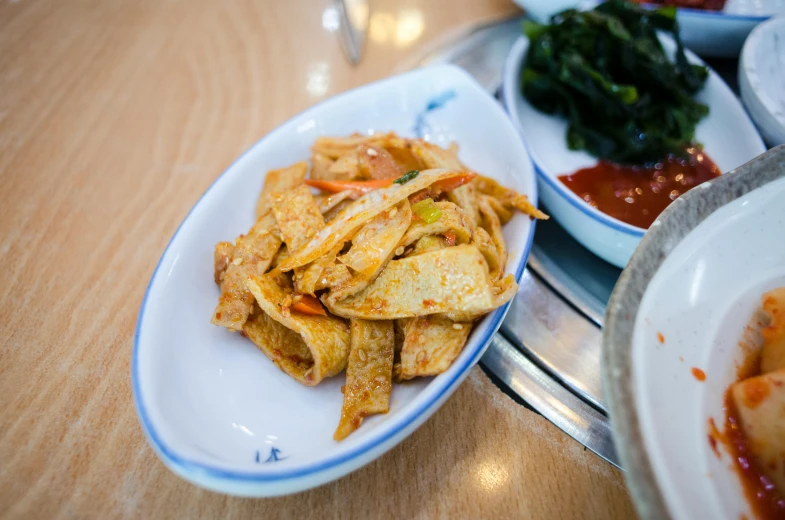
[603,145,785,520]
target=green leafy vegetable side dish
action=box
[394,170,420,184]
[521,0,709,164]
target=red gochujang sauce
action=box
[717,349,785,520]
[558,147,721,229]
[724,394,785,519]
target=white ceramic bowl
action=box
[501,35,765,268]
[132,64,538,497]
[739,17,785,147]
[604,146,785,519]
[513,0,785,57]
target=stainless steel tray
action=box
[405,15,743,468]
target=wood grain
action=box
[0,0,636,518]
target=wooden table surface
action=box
[0,0,636,518]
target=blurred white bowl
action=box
[604,146,785,520]
[739,17,785,147]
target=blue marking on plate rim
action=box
[413,89,457,138]
[131,64,538,484]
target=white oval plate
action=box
[740,17,785,146]
[501,34,765,268]
[604,146,785,519]
[132,64,538,497]
[513,0,785,57]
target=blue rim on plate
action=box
[531,162,646,237]
[131,65,538,484]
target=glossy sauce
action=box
[715,350,785,520]
[559,148,721,229]
[691,367,706,382]
[724,393,785,520]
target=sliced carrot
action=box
[431,172,477,193]
[305,179,393,197]
[444,232,457,246]
[290,294,327,316]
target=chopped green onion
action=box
[393,170,419,185]
[411,198,442,224]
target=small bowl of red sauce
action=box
[559,147,721,230]
[502,35,766,267]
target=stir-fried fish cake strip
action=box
[444,273,518,323]
[315,190,355,214]
[213,241,235,284]
[243,309,315,378]
[471,227,501,279]
[270,185,328,294]
[398,316,472,379]
[246,274,350,385]
[312,133,393,159]
[273,169,468,274]
[407,235,449,257]
[398,201,472,248]
[358,145,405,180]
[477,195,507,278]
[334,320,395,441]
[328,151,362,180]
[270,185,325,252]
[310,153,335,181]
[329,202,412,303]
[447,183,480,229]
[474,174,548,220]
[326,245,508,320]
[338,202,412,276]
[484,196,514,225]
[212,210,281,330]
[412,140,465,170]
[255,162,308,218]
[298,245,343,296]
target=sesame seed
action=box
[388,208,398,218]
[452,323,463,330]
[366,148,378,156]
[357,349,367,362]
[232,257,243,265]
[395,246,405,256]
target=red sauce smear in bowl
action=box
[724,393,785,520]
[713,350,785,520]
[558,147,721,229]
[691,367,706,381]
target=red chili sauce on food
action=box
[714,350,785,520]
[724,393,785,520]
[558,148,721,229]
